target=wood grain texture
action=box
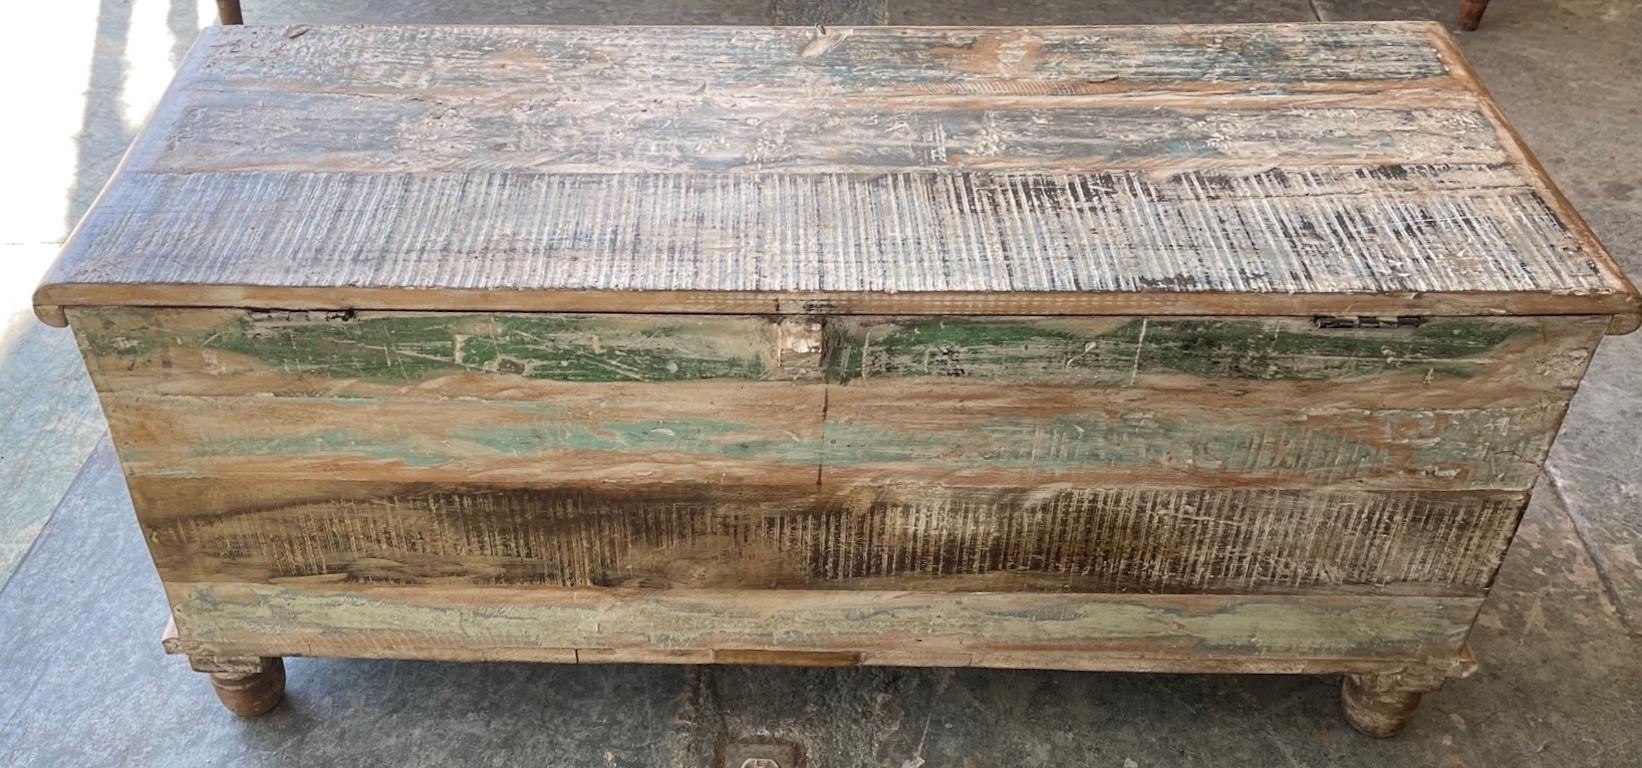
[822,315,1603,404]
[33,23,1639,327]
[76,308,815,386]
[163,582,1479,667]
[102,390,827,486]
[156,23,1458,95]
[820,398,1561,490]
[74,309,1603,407]
[100,392,1560,490]
[134,478,1525,595]
[77,308,1592,491]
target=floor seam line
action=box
[1542,457,1640,636]
[0,428,110,602]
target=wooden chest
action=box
[36,22,1639,735]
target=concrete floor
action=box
[2,0,1640,765]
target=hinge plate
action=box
[1313,315,1427,329]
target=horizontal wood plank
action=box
[823,315,1602,400]
[166,23,1455,100]
[146,100,1508,174]
[100,391,1560,490]
[821,398,1560,490]
[134,478,1524,595]
[164,581,1479,667]
[74,309,1603,409]
[37,165,1622,306]
[102,389,826,486]
[74,308,819,386]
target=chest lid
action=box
[34,23,1639,331]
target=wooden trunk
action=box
[37,22,1639,734]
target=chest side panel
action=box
[75,308,1603,597]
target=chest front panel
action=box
[73,307,1603,596]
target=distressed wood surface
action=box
[99,391,1562,490]
[163,582,1478,667]
[820,399,1560,490]
[74,308,828,391]
[76,309,1602,416]
[33,23,1639,327]
[134,478,1524,595]
[821,315,1603,402]
[101,390,826,486]
[44,21,1632,683]
[77,308,1594,492]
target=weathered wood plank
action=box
[74,308,815,386]
[72,309,1603,409]
[100,390,1557,490]
[38,166,1620,306]
[57,167,1569,299]
[39,285,1642,329]
[823,315,1602,395]
[33,25,1640,327]
[168,24,1454,99]
[165,582,1479,665]
[144,86,1504,173]
[102,389,826,486]
[820,399,1559,490]
[133,478,1523,595]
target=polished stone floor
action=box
[2,0,1639,765]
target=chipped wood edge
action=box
[31,285,1641,328]
[1425,23,1642,335]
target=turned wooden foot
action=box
[192,656,285,716]
[216,0,243,25]
[1340,671,1444,738]
[1458,0,1490,31]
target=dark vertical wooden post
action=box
[217,0,243,25]
[1458,0,1490,31]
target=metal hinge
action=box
[1312,315,1427,329]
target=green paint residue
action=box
[826,318,1529,384]
[190,430,453,467]
[91,312,775,383]
[821,414,1380,472]
[452,417,822,464]
[181,416,822,467]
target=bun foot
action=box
[193,656,286,716]
[1340,672,1442,738]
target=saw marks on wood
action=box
[48,166,1608,297]
[136,479,1524,595]
[33,23,1640,324]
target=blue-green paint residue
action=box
[87,312,776,383]
[824,317,1530,384]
